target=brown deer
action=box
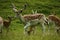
[47,14,60,33]
[0,16,3,33]
[11,3,48,35]
[0,16,12,34]
[3,16,12,33]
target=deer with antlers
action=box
[11,3,48,35]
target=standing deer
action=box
[47,14,60,33]
[0,16,12,34]
[0,16,3,33]
[3,16,12,33]
[11,3,48,35]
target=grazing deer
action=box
[11,3,48,35]
[3,16,12,33]
[0,17,3,33]
[47,14,60,33]
[0,16,12,34]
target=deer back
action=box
[48,15,60,26]
[23,14,43,21]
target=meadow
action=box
[0,0,60,40]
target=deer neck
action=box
[19,14,26,24]
[8,18,11,24]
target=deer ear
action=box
[54,13,56,15]
[49,13,56,16]
[32,10,34,14]
[35,10,37,13]
[11,3,16,8]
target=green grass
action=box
[0,0,60,40]
[0,20,60,40]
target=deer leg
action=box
[56,27,60,33]
[42,23,46,34]
[27,26,35,35]
[0,27,2,33]
[32,26,36,34]
[24,22,30,34]
[6,27,9,34]
[0,25,3,38]
[27,26,32,35]
[0,24,3,33]
[47,21,50,32]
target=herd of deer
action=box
[0,3,60,35]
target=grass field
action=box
[0,0,60,40]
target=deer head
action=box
[50,11,56,15]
